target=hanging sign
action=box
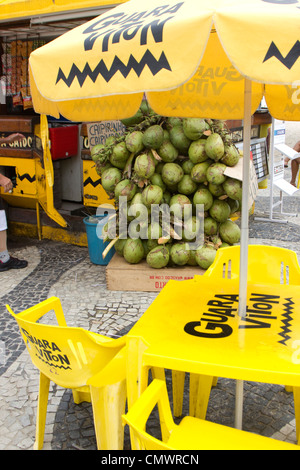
[87,121,126,149]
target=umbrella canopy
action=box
[29,0,300,121]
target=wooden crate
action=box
[106,253,205,292]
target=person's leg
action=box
[0,209,28,271]
[0,226,9,262]
[290,157,300,186]
[0,209,9,261]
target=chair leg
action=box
[212,377,218,387]
[189,374,214,419]
[34,372,50,450]
[189,373,200,417]
[90,379,127,450]
[172,370,185,417]
[293,386,300,445]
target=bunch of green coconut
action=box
[91,102,242,270]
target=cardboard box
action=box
[106,253,205,292]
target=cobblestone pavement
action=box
[0,164,299,450]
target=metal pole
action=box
[235,380,244,430]
[238,78,251,318]
[269,118,275,220]
[235,78,252,430]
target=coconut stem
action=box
[123,152,135,178]
[102,236,119,259]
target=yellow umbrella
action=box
[29,0,300,430]
[29,0,300,121]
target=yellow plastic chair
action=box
[123,379,299,450]
[7,296,127,450]
[203,244,300,284]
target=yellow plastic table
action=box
[126,276,300,442]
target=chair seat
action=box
[167,416,299,450]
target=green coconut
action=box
[146,246,169,269]
[190,161,211,183]
[227,198,240,214]
[158,140,179,162]
[142,125,164,149]
[187,249,198,266]
[177,175,198,195]
[206,162,227,185]
[166,117,182,129]
[204,217,218,236]
[169,126,191,154]
[223,177,243,201]
[221,144,240,167]
[170,243,190,266]
[183,118,210,140]
[182,160,195,174]
[123,238,144,264]
[150,173,167,191]
[205,133,225,161]
[134,152,156,179]
[208,182,225,197]
[147,239,159,252]
[141,184,164,207]
[101,167,122,193]
[161,163,184,186]
[114,179,137,201]
[209,199,231,223]
[219,220,241,244]
[95,160,112,177]
[115,239,126,256]
[163,129,170,140]
[125,131,144,154]
[170,194,193,220]
[188,139,209,164]
[193,187,214,211]
[195,245,217,269]
[110,142,131,169]
[91,144,104,162]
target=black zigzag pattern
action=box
[17,173,36,183]
[83,177,101,188]
[35,352,72,371]
[263,41,300,70]
[278,297,294,346]
[56,49,172,87]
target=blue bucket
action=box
[84,215,115,265]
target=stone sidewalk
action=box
[0,176,299,450]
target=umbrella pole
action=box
[239,77,251,318]
[235,78,252,430]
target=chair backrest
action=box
[123,379,176,450]
[204,245,300,285]
[7,297,125,389]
